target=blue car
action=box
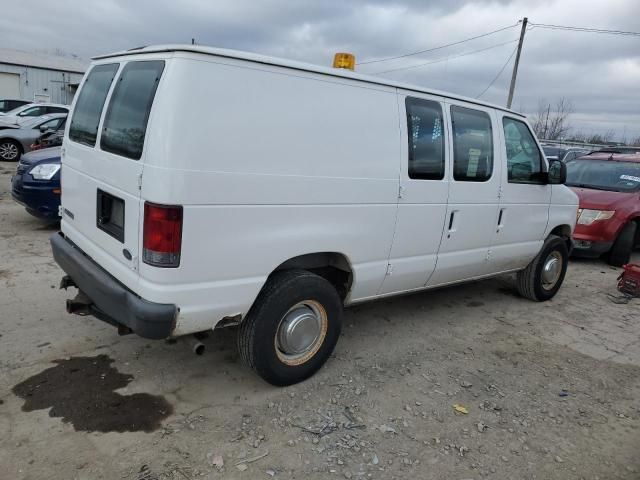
[11,146,61,219]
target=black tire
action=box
[237,269,343,386]
[607,222,637,267]
[516,235,569,302]
[0,139,22,161]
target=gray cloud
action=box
[2,0,638,139]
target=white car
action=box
[0,103,69,126]
[51,45,579,386]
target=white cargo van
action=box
[52,45,578,386]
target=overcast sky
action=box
[3,0,639,140]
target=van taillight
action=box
[143,202,183,268]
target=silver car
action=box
[0,103,69,126]
[0,114,67,161]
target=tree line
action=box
[529,98,639,146]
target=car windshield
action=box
[566,159,640,192]
[542,146,566,158]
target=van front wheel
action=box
[237,269,343,386]
[516,235,568,302]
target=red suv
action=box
[566,152,640,266]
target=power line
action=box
[357,23,520,65]
[476,46,518,99]
[374,39,518,75]
[529,22,640,37]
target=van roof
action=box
[94,44,526,118]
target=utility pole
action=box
[506,17,528,109]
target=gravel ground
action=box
[1,160,639,480]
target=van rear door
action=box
[61,60,165,284]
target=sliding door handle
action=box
[447,210,458,238]
[497,208,506,232]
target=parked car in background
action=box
[542,145,591,162]
[593,147,640,155]
[30,118,66,151]
[11,146,61,220]
[0,103,68,126]
[567,152,640,266]
[0,99,30,113]
[0,113,67,161]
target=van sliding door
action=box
[426,102,502,286]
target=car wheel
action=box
[516,235,569,302]
[237,269,343,386]
[607,222,637,267]
[0,140,21,161]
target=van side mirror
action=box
[547,159,566,185]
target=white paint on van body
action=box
[60,46,579,337]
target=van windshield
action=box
[566,159,640,192]
[100,60,165,160]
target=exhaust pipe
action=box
[187,336,205,355]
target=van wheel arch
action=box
[272,252,353,301]
[549,224,572,251]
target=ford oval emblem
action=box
[122,249,132,261]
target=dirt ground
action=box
[1,160,639,480]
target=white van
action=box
[51,45,578,386]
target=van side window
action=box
[69,63,119,147]
[101,60,165,160]
[451,106,493,182]
[502,117,544,184]
[406,97,445,180]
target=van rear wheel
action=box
[237,269,343,386]
[516,235,568,302]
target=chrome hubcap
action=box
[541,251,562,290]
[0,142,18,160]
[276,301,327,365]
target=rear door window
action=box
[100,60,165,160]
[69,63,119,147]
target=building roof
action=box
[94,44,525,117]
[0,48,87,74]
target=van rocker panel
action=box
[51,233,177,339]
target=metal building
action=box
[0,49,87,105]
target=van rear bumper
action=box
[50,232,178,339]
